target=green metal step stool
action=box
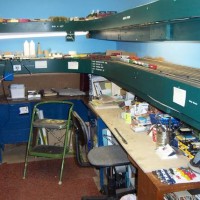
[23,100,74,185]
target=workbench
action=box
[89,104,200,200]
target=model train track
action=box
[137,58,200,87]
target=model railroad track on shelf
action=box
[137,58,200,87]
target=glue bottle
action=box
[23,40,29,57]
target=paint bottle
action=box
[23,40,29,57]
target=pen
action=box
[114,128,128,144]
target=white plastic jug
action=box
[29,40,36,57]
[23,40,29,57]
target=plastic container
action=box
[29,40,35,57]
[23,40,29,57]
[10,84,25,99]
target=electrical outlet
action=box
[13,65,21,71]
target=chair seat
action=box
[33,118,67,129]
[88,145,130,167]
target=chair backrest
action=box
[72,111,91,167]
[72,111,90,146]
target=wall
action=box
[117,42,200,69]
[1,73,81,96]
[0,0,150,55]
[116,1,200,69]
[0,0,152,18]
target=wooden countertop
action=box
[89,104,189,173]
[0,95,89,104]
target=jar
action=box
[156,125,169,148]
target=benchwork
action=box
[89,104,200,200]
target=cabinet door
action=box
[0,103,32,144]
[137,170,158,200]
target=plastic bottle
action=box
[29,40,35,57]
[23,40,29,57]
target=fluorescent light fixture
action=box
[0,31,88,39]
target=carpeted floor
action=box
[0,157,100,200]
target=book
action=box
[90,100,119,109]
[40,89,57,97]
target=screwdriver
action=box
[114,128,128,144]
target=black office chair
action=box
[72,111,135,200]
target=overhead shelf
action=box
[0,21,90,33]
[88,0,200,41]
[1,0,200,41]
[89,18,200,41]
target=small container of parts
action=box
[10,84,25,99]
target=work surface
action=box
[90,105,189,173]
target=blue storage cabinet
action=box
[0,103,32,143]
[0,102,32,162]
